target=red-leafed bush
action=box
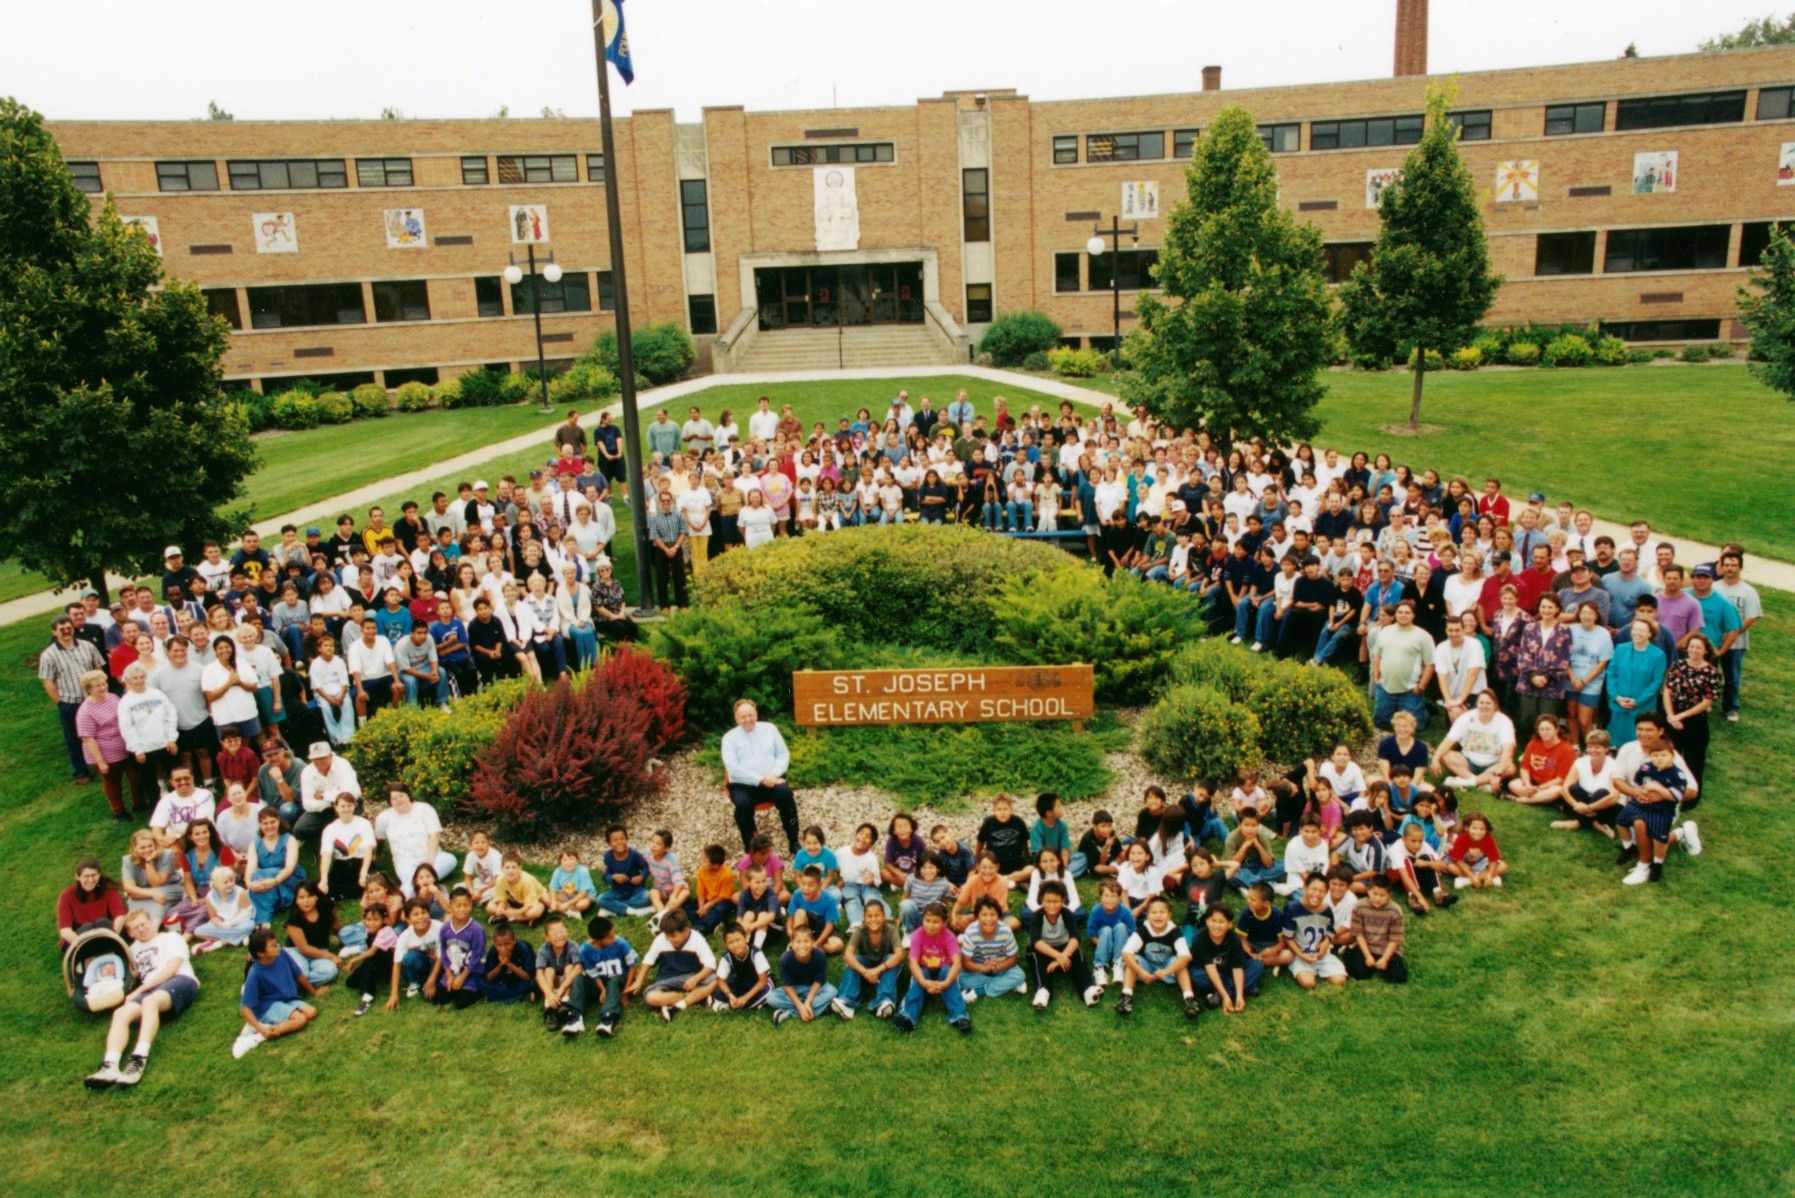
[467,648,687,835]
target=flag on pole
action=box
[600,0,634,84]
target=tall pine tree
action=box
[0,97,256,597]
[1121,105,1332,446]
[1340,84,1501,427]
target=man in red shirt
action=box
[1477,555,1518,627]
[1477,477,1511,526]
[1514,544,1556,614]
[1507,712,1578,805]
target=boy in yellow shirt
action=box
[486,853,548,924]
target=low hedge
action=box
[988,567,1192,705]
[648,601,849,726]
[1137,685,1263,782]
[977,310,1062,367]
[1160,641,1373,767]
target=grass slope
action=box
[2,589,1792,1194]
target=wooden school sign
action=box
[792,665,1096,728]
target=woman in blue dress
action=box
[1606,618,1667,747]
[247,807,304,925]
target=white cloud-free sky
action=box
[1,0,1780,123]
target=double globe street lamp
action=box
[503,246,562,413]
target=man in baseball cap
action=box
[160,547,198,597]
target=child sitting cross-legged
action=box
[626,909,717,1024]
[1342,875,1408,983]
[832,898,904,1020]
[785,865,845,954]
[1024,881,1101,1010]
[893,902,970,1034]
[480,919,536,1006]
[769,924,838,1027]
[1188,903,1262,1015]
[1447,812,1508,891]
[546,847,597,917]
[486,854,548,925]
[1115,895,1201,1021]
[710,921,772,1014]
[957,896,1026,1005]
[232,927,323,1059]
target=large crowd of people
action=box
[41,386,1762,1085]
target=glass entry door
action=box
[754,264,924,331]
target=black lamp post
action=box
[502,244,561,414]
[1087,215,1139,369]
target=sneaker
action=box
[115,1055,146,1087]
[354,994,374,1017]
[1622,862,1651,886]
[1725,710,1739,723]
[1228,635,1242,645]
[1083,985,1103,1007]
[1204,991,1222,1009]
[83,1061,121,1090]
[562,1016,586,1036]
[951,1017,972,1035]
[1245,983,1262,998]
[874,1000,895,1020]
[1436,892,1459,908]
[1453,876,1472,890]
[891,1013,915,1033]
[647,912,663,933]
[1615,845,1638,868]
[627,905,655,917]
[1182,994,1202,1020]
[708,996,727,1013]
[231,1027,265,1059]
[1032,987,1050,1010]
[829,998,854,1020]
[1681,821,1703,856]
[193,939,227,955]
[772,1009,794,1027]
[405,983,421,998]
[658,1006,676,1024]
[1092,966,1109,988]
[1648,862,1664,883]
[595,1019,615,1038]
[1491,875,1504,887]
[1115,992,1134,1016]
[1444,775,1476,790]
[1249,642,1264,653]
[960,987,978,1005]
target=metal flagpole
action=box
[592,0,656,615]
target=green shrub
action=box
[430,376,464,408]
[349,382,389,419]
[410,707,508,813]
[1168,639,1255,704]
[315,390,354,423]
[1681,343,1710,363]
[648,602,848,726]
[1504,341,1541,366]
[1406,347,1446,372]
[977,310,1063,366]
[1542,334,1593,368]
[269,390,321,429]
[394,380,434,412]
[1242,658,1373,764]
[1629,349,1656,364]
[697,525,1076,657]
[1472,332,1504,360]
[454,369,509,408]
[581,322,697,387]
[498,371,535,405]
[1652,348,1676,359]
[455,675,534,721]
[988,569,1192,705]
[1021,350,1050,372]
[348,703,443,792]
[1047,346,1108,377]
[1707,342,1735,360]
[1447,346,1482,371]
[1592,334,1632,366]
[548,359,620,406]
[238,392,276,432]
[1137,685,1263,783]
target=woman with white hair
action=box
[116,662,178,799]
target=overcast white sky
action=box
[2,1,1781,122]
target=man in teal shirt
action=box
[646,409,682,460]
[1689,565,1741,657]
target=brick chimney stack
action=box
[1201,65,1222,91]
[1394,0,1428,77]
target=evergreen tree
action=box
[0,97,256,597]
[1339,84,1501,426]
[1121,105,1332,446]
[1736,222,1795,404]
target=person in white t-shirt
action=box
[1552,729,1625,834]
[149,769,216,848]
[318,791,376,898]
[1432,623,1488,725]
[82,908,200,1090]
[677,483,713,575]
[345,618,397,719]
[374,784,457,897]
[1432,691,1517,796]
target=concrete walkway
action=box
[3,364,1788,627]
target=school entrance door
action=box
[753,262,924,331]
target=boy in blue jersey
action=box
[1236,883,1294,974]
[626,909,717,1024]
[1285,874,1347,991]
[595,825,654,917]
[579,916,638,1038]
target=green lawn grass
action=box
[3,573,1792,1193]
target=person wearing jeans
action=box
[957,900,1025,1001]
[40,616,106,782]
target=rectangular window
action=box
[1052,135,1078,165]
[1172,128,1201,159]
[1308,114,1424,151]
[1055,251,1082,292]
[156,160,219,192]
[1449,110,1493,141]
[1601,318,1723,342]
[1257,123,1300,153]
[1738,220,1795,266]
[1614,90,1746,132]
[586,153,606,183]
[495,154,579,184]
[1321,242,1375,285]
[383,366,440,388]
[1085,131,1165,162]
[68,161,102,193]
[371,279,431,323]
[597,270,616,312]
[1757,87,1795,121]
[1087,248,1160,291]
[512,270,591,314]
[680,179,711,253]
[227,158,348,190]
[1603,225,1732,274]
[965,284,993,324]
[245,283,366,330]
[474,276,506,317]
[355,157,413,187]
[770,142,895,166]
[687,293,717,335]
[461,156,489,185]
[202,288,242,330]
[1535,232,1597,276]
[1544,102,1606,136]
[962,168,990,242]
